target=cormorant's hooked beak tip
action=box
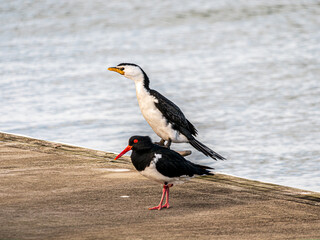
[114,145,132,160]
[108,67,124,75]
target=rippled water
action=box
[1,0,320,192]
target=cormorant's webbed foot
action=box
[155,139,165,146]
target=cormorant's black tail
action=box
[189,138,225,161]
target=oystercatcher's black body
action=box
[114,136,213,210]
[108,63,225,161]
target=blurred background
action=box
[1,0,319,191]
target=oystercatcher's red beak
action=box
[114,145,132,160]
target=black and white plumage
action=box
[114,136,214,210]
[108,63,225,161]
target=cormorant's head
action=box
[108,63,150,88]
[108,63,143,80]
[114,136,153,160]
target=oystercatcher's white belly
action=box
[135,87,188,143]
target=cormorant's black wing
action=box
[149,89,197,136]
[153,146,213,178]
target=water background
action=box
[1,0,320,192]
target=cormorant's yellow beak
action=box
[108,67,124,75]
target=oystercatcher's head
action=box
[108,63,148,82]
[114,136,153,160]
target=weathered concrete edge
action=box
[0,132,126,163]
[1,132,319,205]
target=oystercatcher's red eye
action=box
[133,139,138,143]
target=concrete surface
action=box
[0,132,319,240]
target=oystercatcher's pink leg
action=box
[162,184,173,208]
[149,185,168,210]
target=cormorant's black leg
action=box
[165,139,172,149]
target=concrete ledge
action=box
[1,132,320,240]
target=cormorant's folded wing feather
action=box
[149,90,197,136]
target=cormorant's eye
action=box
[133,139,138,143]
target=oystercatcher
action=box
[108,63,225,161]
[114,136,214,210]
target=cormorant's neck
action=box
[134,71,151,96]
[141,69,150,90]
